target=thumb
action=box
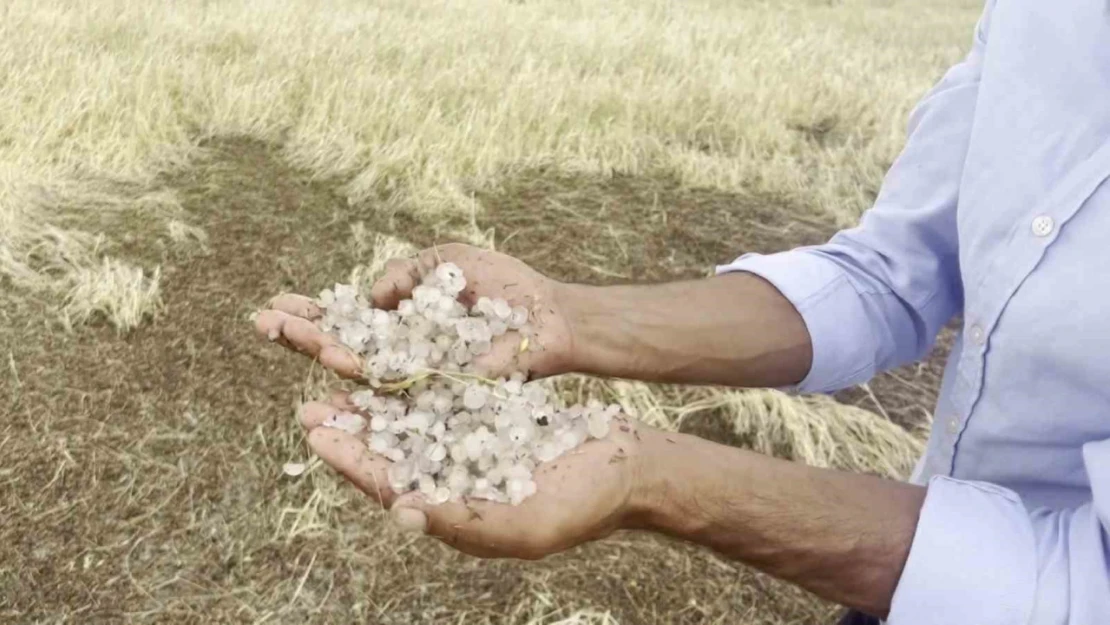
[390,492,431,534]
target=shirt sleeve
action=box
[716,0,997,394]
[887,438,1110,624]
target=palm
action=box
[299,394,646,560]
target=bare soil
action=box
[0,138,947,623]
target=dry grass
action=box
[0,0,980,623]
[583,380,925,478]
[61,257,163,332]
[1,0,980,294]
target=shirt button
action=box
[946,417,960,436]
[969,324,985,345]
[1031,215,1055,237]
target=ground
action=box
[1,1,979,623]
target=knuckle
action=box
[383,257,412,273]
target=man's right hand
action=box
[253,243,577,381]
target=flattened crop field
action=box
[0,1,979,622]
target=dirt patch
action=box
[1,139,846,624]
[474,168,835,286]
[1,139,951,623]
[0,137,373,620]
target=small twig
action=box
[285,551,318,611]
[7,353,19,389]
[860,382,891,422]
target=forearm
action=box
[557,272,812,388]
[628,430,926,618]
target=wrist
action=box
[550,280,598,376]
[621,428,699,534]
[621,429,761,540]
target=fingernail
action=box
[391,507,429,534]
[267,328,280,341]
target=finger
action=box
[369,247,453,309]
[254,308,290,342]
[268,293,323,320]
[327,390,355,410]
[299,400,347,430]
[369,255,426,310]
[261,311,363,378]
[307,427,396,507]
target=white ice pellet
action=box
[587,414,611,439]
[523,384,547,406]
[509,425,533,444]
[475,296,494,317]
[462,385,488,410]
[435,262,464,286]
[428,420,446,440]
[406,410,432,432]
[388,461,414,490]
[350,389,376,410]
[535,442,560,463]
[283,462,307,477]
[418,474,436,496]
[432,394,453,415]
[426,442,448,463]
[508,306,528,329]
[431,486,452,504]
[491,298,512,321]
[323,412,366,434]
[369,433,395,454]
[449,443,467,463]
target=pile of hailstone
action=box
[311,262,620,506]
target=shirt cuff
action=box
[715,250,878,394]
[887,476,1037,625]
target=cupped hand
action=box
[254,243,576,380]
[299,391,651,560]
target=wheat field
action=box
[1,0,979,623]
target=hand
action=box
[299,390,652,559]
[253,243,576,380]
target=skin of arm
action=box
[556,274,813,389]
[628,428,925,619]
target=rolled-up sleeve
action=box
[887,438,1110,624]
[717,0,996,394]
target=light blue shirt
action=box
[718,1,1110,622]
